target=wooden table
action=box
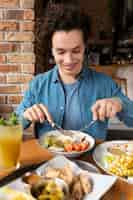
[2,138,133,199]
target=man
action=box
[16,3,133,139]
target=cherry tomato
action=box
[64,144,73,152]
[72,143,81,151]
[80,142,89,151]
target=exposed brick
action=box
[0,0,19,8]
[0,55,6,63]
[0,105,13,113]
[7,74,33,83]
[0,85,21,94]
[22,64,35,74]
[24,9,34,20]
[20,0,34,9]
[21,43,34,52]
[6,32,34,42]
[4,10,24,20]
[0,64,21,73]
[0,22,19,31]
[20,21,34,31]
[21,83,29,92]
[7,53,35,64]
[0,33,4,41]
[0,75,6,83]
[7,95,23,104]
[0,43,20,53]
[0,96,6,104]
[0,10,3,19]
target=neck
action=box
[58,70,77,84]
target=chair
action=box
[112,76,128,96]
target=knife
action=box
[0,161,46,187]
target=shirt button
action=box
[60,106,64,110]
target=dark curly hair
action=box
[35,3,90,73]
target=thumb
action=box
[91,103,99,120]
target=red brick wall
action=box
[0,0,35,117]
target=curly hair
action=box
[35,3,90,73]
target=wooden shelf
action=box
[88,39,112,45]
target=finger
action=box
[32,104,45,122]
[91,102,99,120]
[39,104,53,123]
[98,103,106,121]
[110,108,117,118]
[106,102,113,118]
[109,103,118,118]
[31,105,42,121]
[23,109,35,122]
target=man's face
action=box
[52,30,85,78]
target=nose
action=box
[64,52,73,63]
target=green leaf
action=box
[7,112,19,125]
[0,117,6,125]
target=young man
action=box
[16,3,133,139]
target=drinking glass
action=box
[0,121,23,172]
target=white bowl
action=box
[39,130,95,158]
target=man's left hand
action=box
[91,98,122,121]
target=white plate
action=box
[0,156,116,200]
[93,140,133,183]
[36,155,117,200]
[39,130,95,158]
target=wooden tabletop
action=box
[1,138,133,199]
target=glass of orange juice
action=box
[0,113,23,172]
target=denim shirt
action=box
[16,66,133,139]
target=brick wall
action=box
[0,0,35,118]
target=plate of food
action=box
[39,130,95,158]
[93,140,133,183]
[0,155,117,200]
[25,155,117,200]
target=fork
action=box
[50,121,74,136]
[50,120,97,136]
[80,120,97,132]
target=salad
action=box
[41,133,90,152]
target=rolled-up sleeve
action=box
[110,79,133,126]
[15,80,35,129]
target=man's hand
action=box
[91,98,122,121]
[23,104,53,123]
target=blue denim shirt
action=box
[16,66,133,139]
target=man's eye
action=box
[57,51,65,55]
[73,50,80,54]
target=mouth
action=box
[63,63,78,70]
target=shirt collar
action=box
[52,65,60,83]
[52,65,90,83]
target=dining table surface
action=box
[0,136,133,200]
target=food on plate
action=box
[70,172,92,200]
[23,163,93,200]
[0,186,35,200]
[104,142,133,177]
[22,172,43,185]
[31,178,68,200]
[45,164,73,185]
[64,142,89,152]
[42,133,90,152]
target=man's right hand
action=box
[23,104,53,124]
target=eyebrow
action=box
[55,46,81,51]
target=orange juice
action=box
[0,124,22,170]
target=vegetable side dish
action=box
[104,142,133,177]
